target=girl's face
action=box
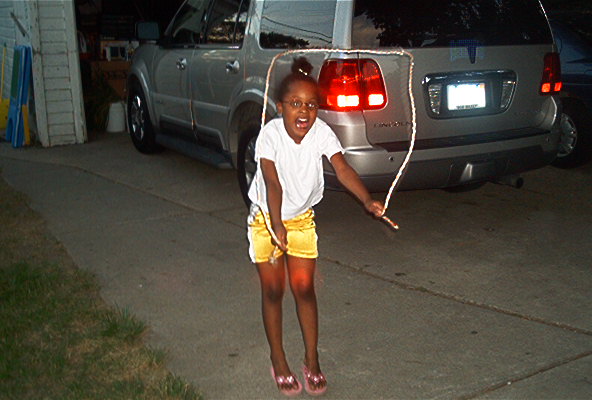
[277,80,319,144]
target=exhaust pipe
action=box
[495,174,524,188]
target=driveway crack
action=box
[321,256,592,337]
[457,351,592,399]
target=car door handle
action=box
[225,60,240,74]
[176,58,188,70]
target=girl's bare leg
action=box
[287,255,326,391]
[256,256,298,390]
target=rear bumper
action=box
[324,130,560,192]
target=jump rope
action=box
[257,49,417,263]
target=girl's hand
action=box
[271,221,288,251]
[364,199,385,218]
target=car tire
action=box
[127,80,162,154]
[552,102,592,168]
[237,111,262,207]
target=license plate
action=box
[447,82,486,110]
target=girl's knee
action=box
[262,283,285,303]
[290,278,316,301]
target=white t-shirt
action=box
[248,117,344,220]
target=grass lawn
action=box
[0,172,201,400]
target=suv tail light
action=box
[540,52,562,95]
[318,59,387,111]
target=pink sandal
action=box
[271,366,302,397]
[302,365,327,396]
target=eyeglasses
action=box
[283,100,319,110]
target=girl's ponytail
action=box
[292,56,313,76]
[276,57,318,100]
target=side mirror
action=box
[137,22,160,41]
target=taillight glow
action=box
[319,59,387,111]
[360,60,386,108]
[541,83,551,93]
[337,95,360,108]
[368,94,385,106]
[540,52,561,95]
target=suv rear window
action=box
[352,0,553,49]
[259,0,337,49]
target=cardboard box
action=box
[91,60,131,99]
[99,40,131,61]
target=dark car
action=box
[549,13,592,167]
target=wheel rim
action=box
[130,94,145,142]
[557,112,578,158]
[244,136,257,188]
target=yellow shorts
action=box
[247,207,318,263]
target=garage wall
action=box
[29,0,86,146]
[0,1,18,101]
[1,0,86,147]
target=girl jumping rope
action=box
[247,57,384,396]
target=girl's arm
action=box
[260,158,288,251]
[330,152,384,218]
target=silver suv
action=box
[127,0,562,203]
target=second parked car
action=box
[549,13,592,168]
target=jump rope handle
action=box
[381,214,399,230]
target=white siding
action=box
[28,0,86,146]
[0,1,16,101]
[40,29,67,43]
[1,0,86,147]
[37,0,75,146]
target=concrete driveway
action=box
[1,132,591,399]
